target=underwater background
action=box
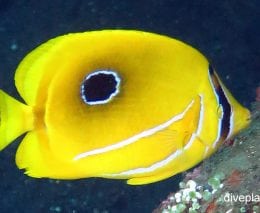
[0,0,259,213]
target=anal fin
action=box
[126,170,175,185]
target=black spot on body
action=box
[81,72,119,104]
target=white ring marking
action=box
[81,70,121,105]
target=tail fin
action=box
[0,90,34,150]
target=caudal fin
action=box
[0,90,33,150]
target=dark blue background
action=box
[0,1,259,212]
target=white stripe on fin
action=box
[108,95,205,177]
[73,99,195,161]
[109,149,183,176]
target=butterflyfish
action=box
[0,30,250,185]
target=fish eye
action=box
[80,70,121,105]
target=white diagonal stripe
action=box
[108,95,204,176]
[73,99,195,161]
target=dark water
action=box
[0,1,259,213]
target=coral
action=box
[224,170,243,188]
[153,102,260,213]
[255,87,260,102]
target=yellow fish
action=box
[0,30,250,185]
